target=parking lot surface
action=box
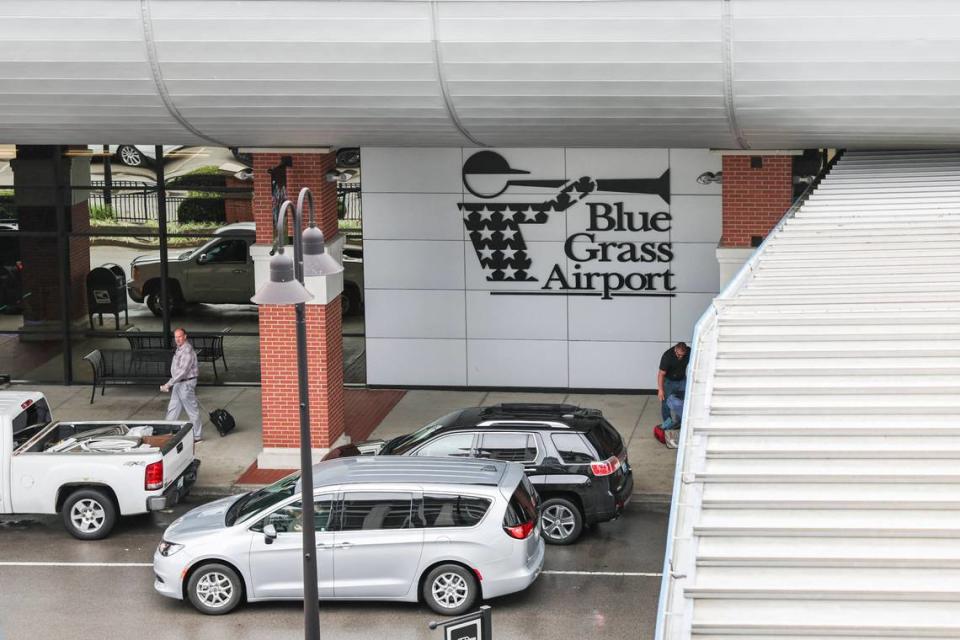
[0,496,666,640]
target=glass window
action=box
[413,432,474,458]
[422,495,491,528]
[477,433,537,463]
[228,472,299,525]
[551,433,596,464]
[250,497,334,533]
[201,239,247,264]
[503,478,538,527]
[340,492,413,531]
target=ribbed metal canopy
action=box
[4,0,960,148]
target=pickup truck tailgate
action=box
[161,424,194,488]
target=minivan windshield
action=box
[226,472,300,526]
[382,411,461,455]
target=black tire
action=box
[116,145,145,167]
[146,287,183,317]
[186,563,244,615]
[342,283,362,317]
[539,497,583,545]
[62,488,117,540]
[422,564,477,616]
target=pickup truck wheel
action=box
[146,291,181,317]
[62,489,116,540]
[187,563,243,615]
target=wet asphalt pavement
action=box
[0,497,666,640]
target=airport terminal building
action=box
[4,3,960,634]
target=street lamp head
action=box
[302,225,344,277]
[251,251,313,305]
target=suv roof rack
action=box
[484,403,604,420]
[490,403,580,414]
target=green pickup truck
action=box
[126,222,363,316]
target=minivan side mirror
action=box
[263,523,278,544]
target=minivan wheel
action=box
[187,563,243,615]
[540,497,583,545]
[62,488,116,540]
[423,564,477,616]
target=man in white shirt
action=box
[161,327,202,442]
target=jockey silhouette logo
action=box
[459,151,671,282]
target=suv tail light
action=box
[145,460,164,491]
[590,455,622,477]
[504,520,536,540]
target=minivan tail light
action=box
[504,520,535,540]
[145,460,163,491]
[590,455,621,477]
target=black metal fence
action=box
[89,180,188,224]
[338,183,362,221]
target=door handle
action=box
[338,542,352,550]
[232,269,246,274]
[317,542,335,550]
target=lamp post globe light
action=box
[251,187,342,640]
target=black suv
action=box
[325,403,634,544]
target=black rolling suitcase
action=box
[209,408,236,437]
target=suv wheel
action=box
[422,564,477,616]
[62,488,117,540]
[187,563,243,615]
[540,497,583,545]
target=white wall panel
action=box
[362,148,462,194]
[569,341,670,389]
[363,193,464,241]
[670,149,722,196]
[467,340,568,387]
[670,292,715,343]
[671,196,722,243]
[364,240,465,290]
[568,296,670,342]
[365,290,465,339]
[365,338,466,386]
[364,147,722,389]
[670,243,721,293]
[465,290,567,340]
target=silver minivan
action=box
[154,456,544,615]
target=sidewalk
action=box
[22,384,676,500]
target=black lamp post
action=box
[251,187,343,640]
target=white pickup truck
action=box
[0,390,200,539]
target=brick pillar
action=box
[252,152,345,468]
[13,146,91,334]
[716,154,794,286]
[719,155,794,248]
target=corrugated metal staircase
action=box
[657,150,960,639]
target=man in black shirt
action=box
[658,342,689,427]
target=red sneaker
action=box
[653,425,666,444]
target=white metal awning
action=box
[6,1,960,148]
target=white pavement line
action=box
[0,561,152,568]
[540,570,662,577]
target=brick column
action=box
[717,154,794,285]
[252,152,346,469]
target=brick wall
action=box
[252,153,338,244]
[253,151,344,452]
[720,155,794,248]
[224,176,252,224]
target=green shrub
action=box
[177,197,225,224]
[0,191,14,219]
[166,166,225,190]
[89,204,116,222]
